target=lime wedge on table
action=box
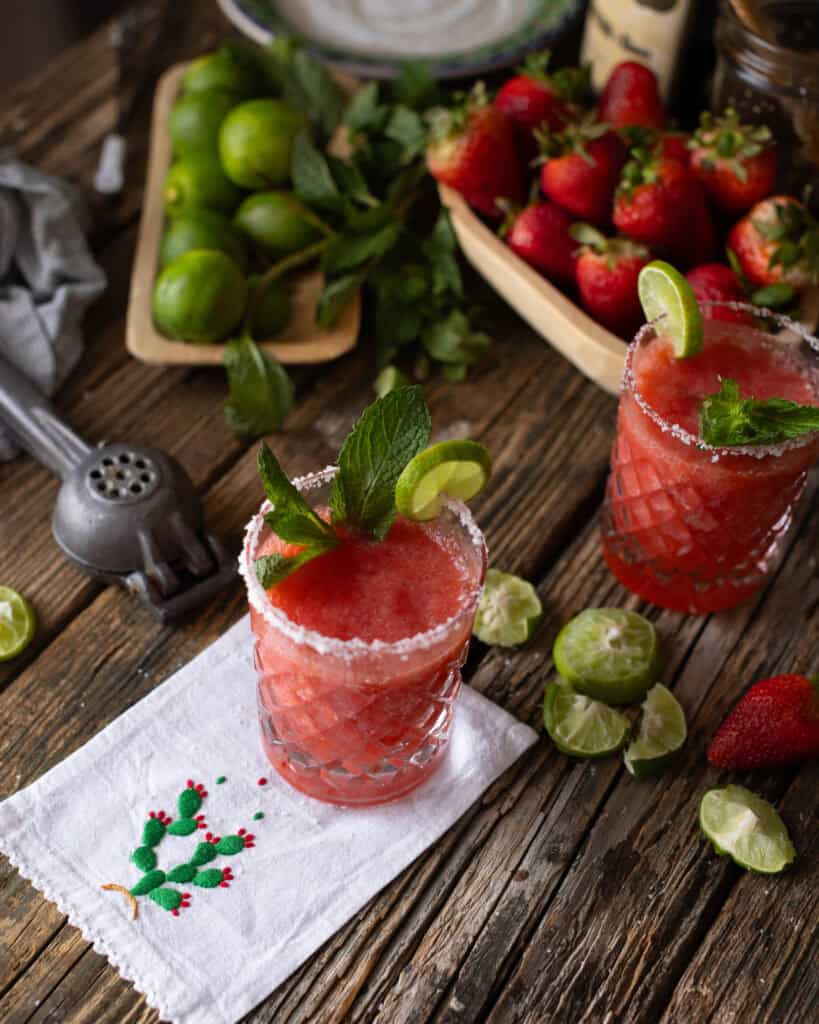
[395,440,491,521]
[553,608,661,705]
[624,683,687,778]
[0,586,35,661]
[699,785,795,874]
[638,260,703,358]
[473,569,542,647]
[544,678,631,758]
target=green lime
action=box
[169,89,238,158]
[219,99,307,189]
[699,785,795,874]
[234,191,321,257]
[553,608,661,705]
[182,47,262,98]
[624,683,687,778]
[153,249,247,343]
[374,366,410,397]
[544,678,631,758]
[251,278,291,338]
[473,568,542,647]
[637,260,703,358]
[395,440,492,522]
[164,156,242,216]
[0,585,36,661]
[159,210,248,270]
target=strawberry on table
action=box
[708,674,819,771]
[598,61,666,131]
[685,263,754,324]
[426,83,524,219]
[494,50,590,161]
[727,195,819,290]
[502,199,577,285]
[571,224,649,336]
[537,120,626,225]
[689,108,777,215]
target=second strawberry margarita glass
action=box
[240,467,487,807]
[601,305,819,613]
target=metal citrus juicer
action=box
[0,353,237,622]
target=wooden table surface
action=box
[0,4,817,1023]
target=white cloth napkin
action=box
[0,616,537,1024]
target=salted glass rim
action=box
[239,465,487,660]
[625,302,819,460]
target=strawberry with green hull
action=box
[689,108,777,215]
[708,674,819,771]
[571,224,649,336]
[426,83,524,220]
[727,195,819,290]
[537,121,627,226]
[502,199,577,286]
[597,61,666,131]
[685,263,754,325]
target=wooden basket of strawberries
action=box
[428,56,819,395]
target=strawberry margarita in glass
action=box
[601,307,819,613]
[241,467,487,806]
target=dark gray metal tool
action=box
[0,354,236,622]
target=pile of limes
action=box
[153,45,322,345]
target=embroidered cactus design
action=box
[101,780,257,920]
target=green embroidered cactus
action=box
[102,779,258,920]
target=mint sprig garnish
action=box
[700,378,819,446]
[254,443,337,588]
[330,385,431,539]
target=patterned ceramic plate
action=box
[215,0,583,79]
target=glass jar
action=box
[713,1,819,206]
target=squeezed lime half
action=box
[473,568,542,647]
[699,785,795,874]
[395,440,491,521]
[544,678,631,758]
[638,260,703,358]
[0,586,35,661]
[624,683,687,778]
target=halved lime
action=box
[395,440,491,521]
[544,678,631,758]
[699,785,795,874]
[0,586,36,661]
[624,683,687,778]
[637,260,703,358]
[553,608,661,705]
[473,568,542,647]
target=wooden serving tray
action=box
[126,63,361,366]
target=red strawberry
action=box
[494,51,590,161]
[727,195,819,290]
[571,224,649,336]
[502,200,577,285]
[613,150,707,262]
[659,131,691,168]
[708,673,819,771]
[598,61,666,131]
[685,263,754,324]
[426,83,524,219]
[690,108,777,215]
[538,121,626,225]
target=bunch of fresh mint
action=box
[255,385,431,586]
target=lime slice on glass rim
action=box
[544,678,631,758]
[699,785,795,874]
[638,260,703,358]
[473,568,542,647]
[395,439,492,522]
[553,608,661,705]
[0,586,36,661]
[624,683,687,778]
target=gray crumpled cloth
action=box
[0,159,106,460]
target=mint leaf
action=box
[422,310,490,368]
[384,106,427,164]
[344,83,388,134]
[331,385,431,539]
[316,270,365,327]
[257,443,337,547]
[323,222,402,274]
[391,61,439,110]
[283,50,344,141]
[291,132,343,212]
[224,337,293,439]
[255,549,324,589]
[422,210,463,298]
[700,377,819,445]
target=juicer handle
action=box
[0,352,92,480]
